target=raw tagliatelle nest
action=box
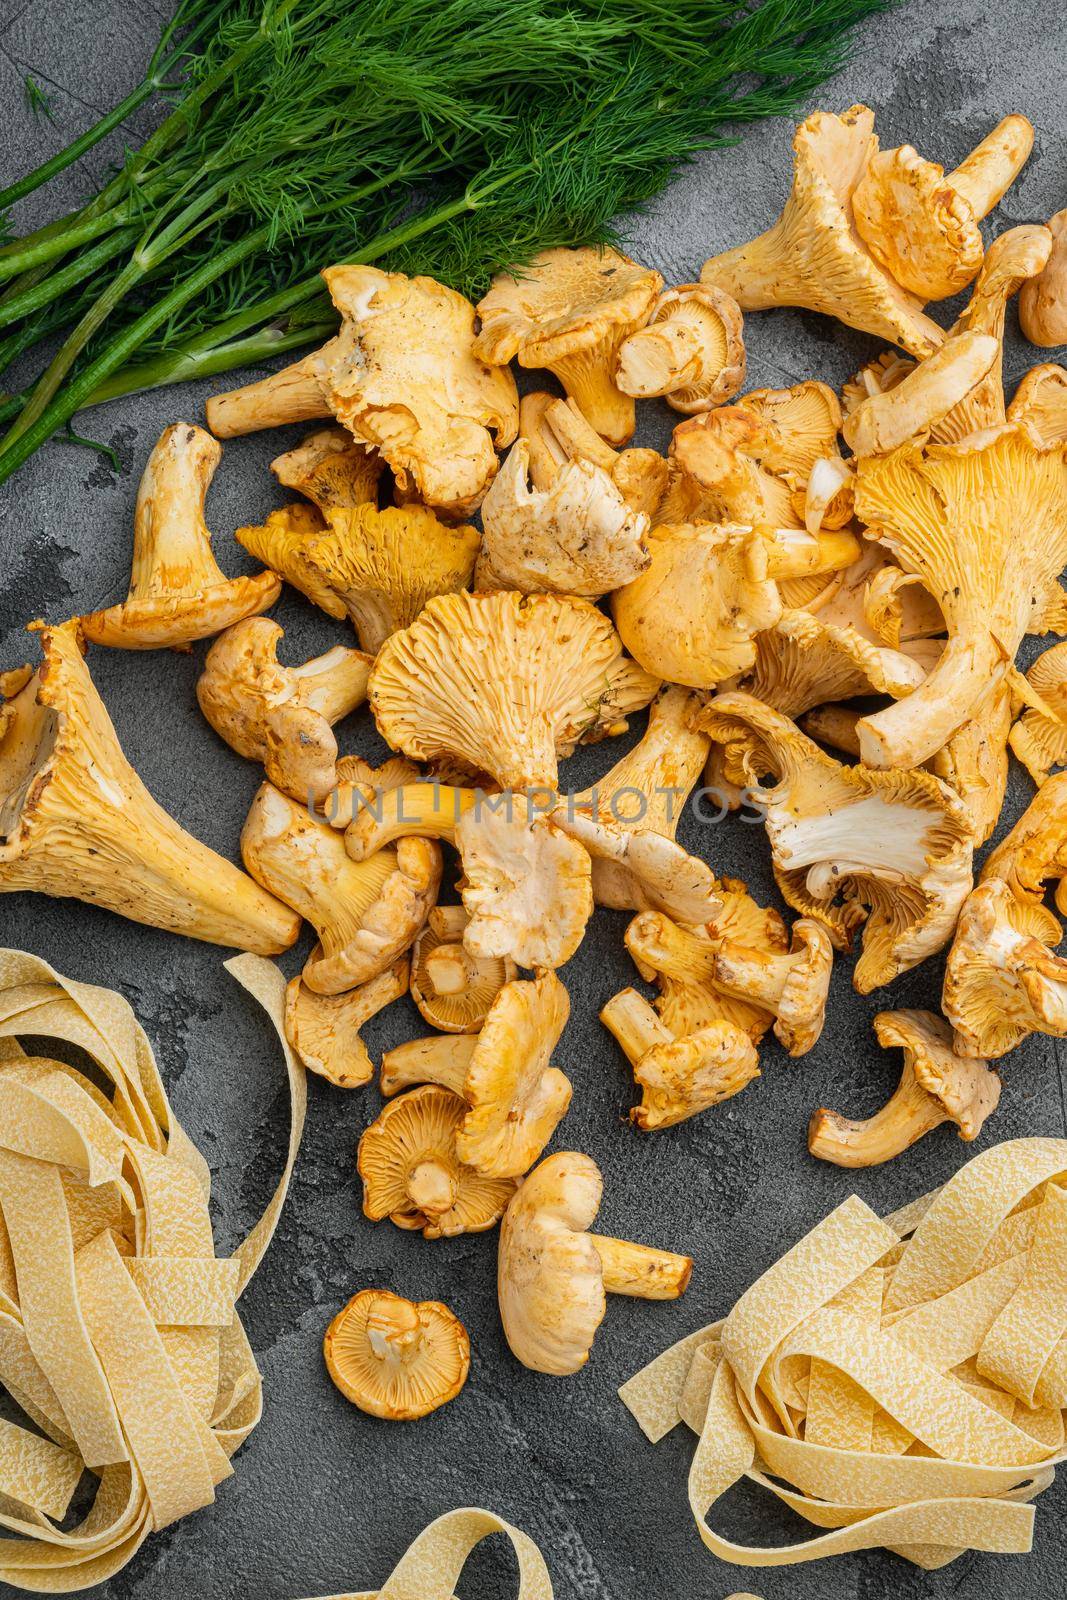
[0,948,305,1593]
[621,1137,1067,1572]
[298,1507,552,1599]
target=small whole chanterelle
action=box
[380,970,572,1180]
[241,781,441,994]
[80,424,280,649]
[600,987,759,1130]
[197,617,371,805]
[284,962,407,1088]
[359,1084,518,1239]
[983,771,1067,918]
[270,425,384,513]
[409,904,516,1033]
[497,1151,692,1375]
[518,391,668,518]
[474,246,663,446]
[614,283,746,413]
[323,1288,470,1420]
[0,622,299,953]
[808,1009,1000,1168]
[942,880,1067,1060]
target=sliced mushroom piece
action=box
[614,283,745,413]
[1008,642,1067,787]
[358,1084,517,1238]
[80,425,280,649]
[346,785,593,972]
[380,971,571,1180]
[808,1010,1000,1168]
[284,961,408,1088]
[369,590,658,792]
[410,905,516,1034]
[852,115,1034,300]
[497,1151,692,1375]
[0,623,300,953]
[197,617,371,805]
[1020,208,1067,348]
[241,782,440,994]
[700,106,944,356]
[477,440,649,597]
[270,425,383,513]
[323,1289,469,1420]
[709,917,834,1057]
[519,391,668,518]
[600,987,759,1130]
[475,246,663,445]
[943,880,1067,1059]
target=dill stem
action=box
[83,319,341,408]
[0,190,169,280]
[0,229,141,332]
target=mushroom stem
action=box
[761,527,861,581]
[129,424,225,594]
[380,1034,478,1098]
[600,988,672,1065]
[293,645,374,723]
[947,115,1034,220]
[425,942,480,996]
[588,1234,693,1300]
[615,315,704,398]
[857,630,1002,768]
[206,351,331,438]
[801,704,863,756]
[808,1064,947,1168]
[344,783,477,860]
[550,348,635,448]
[406,1159,459,1218]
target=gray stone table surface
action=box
[1,1,1066,1596]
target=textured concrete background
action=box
[1,2,1066,1596]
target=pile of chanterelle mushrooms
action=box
[3,103,1067,1401]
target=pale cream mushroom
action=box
[345,785,593,972]
[809,1010,1000,1168]
[0,622,300,953]
[700,106,944,356]
[358,1085,517,1238]
[478,439,649,596]
[475,246,663,445]
[943,880,1067,1059]
[519,391,667,518]
[369,590,658,792]
[693,692,974,992]
[1021,208,1067,347]
[196,617,371,805]
[614,283,745,413]
[600,988,758,1130]
[380,971,572,1179]
[80,424,279,649]
[497,1151,692,1375]
[270,425,383,512]
[323,1289,469,1420]
[241,781,440,994]
[284,961,408,1087]
[409,904,516,1034]
[851,114,1035,300]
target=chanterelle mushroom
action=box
[853,422,1067,768]
[497,1151,692,1375]
[80,424,279,649]
[1021,208,1067,347]
[301,504,480,654]
[369,591,658,792]
[700,106,944,356]
[693,692,974,992]
[284,961,407,1088]
[381,971,572,1179]
[359,1085,517,1239]
[851,114,1034,300]
[614,283,745,413]
[808,1009,1000,1168]
[410,904,516,1034]
[346,786,593,971]
[206,349,331,438]
[983,771,1067,918]
[739,609,927,722]
[474,246,663,445]
[1008,363,1067,447]
[708,915,834,1057]
[843,329,1000,458]
[600,988,758,1130]
[235,504,347,621]
[241,781,440,994]
[519,392,667,518]
[478,440,649,597]
[197,617,371,804]
[1008,642,1067,787]
[270,425,383,513]
[323,1289,469,1420]
[0,622,299,952]
[943,880,1067,1059]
